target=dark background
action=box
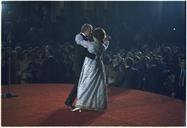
[2,1,186,49]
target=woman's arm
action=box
[103,41,109,51]
[75,33,92,49]
[103,35,110,50]
[75,33,96,55]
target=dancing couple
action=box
[65,24,110,112]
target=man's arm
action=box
[75,33,92,48]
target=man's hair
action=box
[81,24,93,33]
[93,27,106,41]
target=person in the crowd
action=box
[40,45,60,83]
[173,57,186,100]
[144,58,164,94]
[19,50,32,83]
[112,57,139,89]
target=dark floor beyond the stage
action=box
[1,84,186,126]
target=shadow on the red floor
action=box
[40,108,104,126]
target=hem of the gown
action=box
[75,104,107,111]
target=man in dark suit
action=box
[114,57,139,89]
[64,24,96,109]
[144,58,163,93]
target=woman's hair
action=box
[93,27,106,42]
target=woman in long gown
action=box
[72,28,109,111]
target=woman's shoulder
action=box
[92,41,102,48]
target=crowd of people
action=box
[2,40,185,100]
[2,41,75,84]
[104,44,185,100]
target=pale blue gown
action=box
[75,34,109,111]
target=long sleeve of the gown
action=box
[75,34,92,49]
[75,34,96,54]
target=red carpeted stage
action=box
[1,84,186,126]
